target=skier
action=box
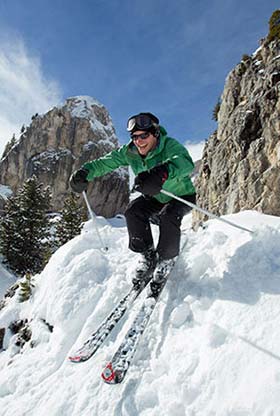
[70,112,196,293]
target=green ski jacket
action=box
[83,126,196,204]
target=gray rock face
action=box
[194,39,280,226]
[0,96,129,217]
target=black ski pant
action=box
[124,193,196,260]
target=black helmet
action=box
[127,112,160,137]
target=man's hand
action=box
[69,168,89,193]
[134,164,168,197]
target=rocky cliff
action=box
[194,38,280,227]
[0,96,129,217]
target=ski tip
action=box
[101,362,123,384]
[101,363,117,384]
[68,355,85,363]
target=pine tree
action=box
[268,10,280,43]
[56,193,87,246]
[0,176,51,276]
[1,134,16,159]
[212,98,221,122]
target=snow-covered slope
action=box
[0,211,280,415]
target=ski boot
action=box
[132,248,158,290]
[149,257,176,297]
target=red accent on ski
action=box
[68,355,84,363]
[101,362,117,384]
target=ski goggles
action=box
[131,131,151,141]
[127,113,158,132]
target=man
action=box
[70,112,196,294]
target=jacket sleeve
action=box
[82,145,129,181]
[164,139,195,179]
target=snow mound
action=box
[0,211,280,415]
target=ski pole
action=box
[82,191,108,251]
[160,189,254,235]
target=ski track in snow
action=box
[0,212,280,415]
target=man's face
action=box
[131,130,157,156]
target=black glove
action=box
[134,164,169,197]
[69,168,89,193]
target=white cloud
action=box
[0,35,62,155]
[185,140,205,162]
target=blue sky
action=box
[0,0,278,154]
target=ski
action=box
[101,265,173,384]
[68,276,152,363]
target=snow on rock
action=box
[65,95,115,141]
[0,211,280,415]
[67,95,103,115]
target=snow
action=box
[0,210,280,415]
[67,96,103,118]
[31,149,73,174]
[0,185,12,200]
[252,46,262,57]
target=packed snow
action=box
[0,210,280,415]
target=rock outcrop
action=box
[194,39,280,226]
[0,96,129,217]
